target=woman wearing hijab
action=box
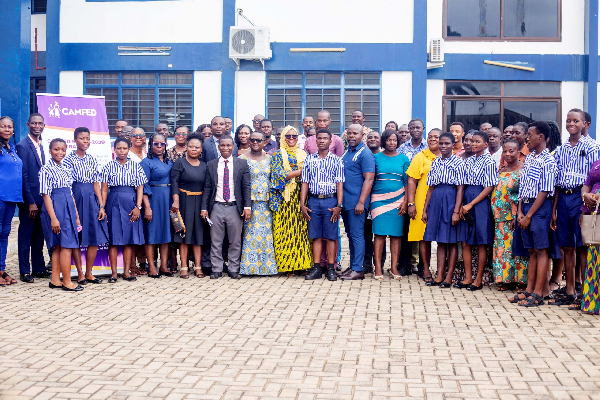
[270,126,312,274]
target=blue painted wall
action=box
[0,0,31,141]
[586,0,599,139]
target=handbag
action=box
[581,202,600,246]
[170,210,186,238]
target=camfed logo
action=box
[48,102,61,118]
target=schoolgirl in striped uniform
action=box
[100,137,148,283]
[456,131,498,291]
[422,132,465,287]
[62,127,109,285]
[39,138,83,292]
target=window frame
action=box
[84,72,194,136]
[442,0,562,42]
[30,77,46,115]
[266,72,382,134]
[442,80,562,132]
[31,0,47,14]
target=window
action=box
[85,72,193,136]
[30,78,46,115]
[267,72,380,134]
[32,0,47,13]
[444,0,561,41]
[443,81,561,132]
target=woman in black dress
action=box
[170,133,207,278]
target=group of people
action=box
[0,108,598,315]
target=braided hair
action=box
[146,133,169,164]
[0,116,15,155]
[546,121,562,153]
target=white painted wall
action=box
[426,79,444,133]
[59,71,84,95]
[31,14,46,52]
[235,0,413,44]
[60,0,222,43]
[562,81,584,142]
[381,72,412,130]
[234,71,266,128]
[193,71,222,130]
[428,0,585,55]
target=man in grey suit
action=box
[202,116,238,163]
[201,135,251,279]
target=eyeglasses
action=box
[253,119,263,123]
[249,138,263,143]
[175,132,188,137]
[153,142,166,147]
[285,134,298,139]
[131,134,145,139]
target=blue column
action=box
[586,0,599,139]
[0,0,31,141]
[411,0,427,126]
[221,0,236,119]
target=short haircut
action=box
[303,116,314,122]
[503,139,520,148]
[472,130,489,143]
[114,137,131,148]
[211,116,224,123]
[529,121,551,140]
[385,121,399,131]
[28,113,44,122]
[117,119,128,124]
[316,128,332,138]
[584,111,592,124]
[156,121,169,127]
[260,119,273,128]
[196,123,210,133]
[49,138,66,148]
[224,117,232,121]
[250,130,266,140]
[439,132,455,144]
[408,118,424,127]
[74,127,90,140]
[487,127,501,135]
[514,122,529,133]
[428,128,442,137]
[353,110,364,117]
[568,108,585,120]
[381,129,399,146]
[186,132,204,144]
[219,134,234,144]
[174,125,189,132]
[450,121,465,130]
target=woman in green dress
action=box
[370,129,410,280]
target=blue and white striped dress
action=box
[39,159,80,249]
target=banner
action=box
[36,93,122,276]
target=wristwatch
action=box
[136,205,142,210]
[99,205,105,209]
[337,203,343,208]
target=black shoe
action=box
[439,281,451,288]
[325,267,337,281]
[210,272,222,279]
[427,280,441,287]
[335,265,342,272]
[122,275,137,282]
[32,271,51,278]
[149,274,162,279]
[138,262,149,271]
[108,277,117,283]
[159,269,174,277]
[228,272,241,279]
[466,284,483,291]
[86,277,103,284]
[398,264,412,277]
[49,282,62,289]
[363,266,373,274]
[62,284,84,292]
[453,282,470,289]
[20,274,34,283]
[305,266,322,280]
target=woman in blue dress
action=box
[141,133,173,278]
[62,127,109,285]
[0,116,22,286]
[100,137,148,283]
[39,138,83,291]
[370,129,410,280]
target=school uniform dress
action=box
[39,160,79,249]
[423,155,465,244]
[457,151,498,245]
[99,158,148,246]
[140,156,173,245]
[512,149,557,252]
[62,152,109,247]
[554,136,599,248]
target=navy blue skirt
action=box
[423,184,458,244]
[143,185,172,244]
[457,185,494,245]
[106,186,145,246]
[72,182,109,247]
[41,187,80,249]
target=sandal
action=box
[0,277,7,287]
[389,271,402,281]
[548,280,561,292]
[568,294,583,311]
[180,268,189,279]
[159,269,174,277]
[108,277,117,283]
[194,267,205,278]
[1,272,17,285]
[519,293,544,307]
[423,276,433,284]
[548,293,575,306]
[373,274,383,281]
[509,291,530,303]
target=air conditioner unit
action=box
[229,26,272,69]
[430,38,444,62]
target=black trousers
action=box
[398,218,413,274]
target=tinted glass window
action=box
[503,0,558,38]
[446,81,501,96]
[446,0,500,38]
[503,101,558,126]
[446,100,501,132]
[503,82,560,97]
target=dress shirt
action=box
[304,134,345,156]
[62,151,100,183]
[128,149,147,164]
[518,149,557,199]
[216,156,236,203]
[29,134,43,163]
[301,152,345,195]
[426,154,465,186]
[0,146,23,203]
[39,159,73,196]
[489,148,503,169]
[397,139,428,161]
[297,134,307,151]
[341,125,372,149]
[554,136,599,188]
[341,142,375,209]
[263,139,277,154]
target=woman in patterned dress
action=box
[491,140,528,290]
[270,126,312,274]
[240,131,277,275]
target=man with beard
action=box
[298,116,315,150]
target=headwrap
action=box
[279,126,307,202]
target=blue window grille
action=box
[267,72,381,134]
[30,78,46,115]
[85,72,193,136]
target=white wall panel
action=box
[59,71,84,95]
[193,71,222,130]
[429,0,584,55]
[561,81,584,142]
[235,0,413,44]
[60,0,222,43]
[426,79,444,133]
[235,71,266,128]
[381,72,412,130]
[31,14,46,52]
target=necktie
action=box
[223,160,230,202]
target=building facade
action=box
[0,0,598,142]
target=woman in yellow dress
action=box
[270,126,312,274]
[405,129,441,283]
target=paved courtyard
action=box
[0,221,599,399]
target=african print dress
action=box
[240,154,277,275]
[269,151,312,272]
[491,170,529,284]
[580,160,600,314]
